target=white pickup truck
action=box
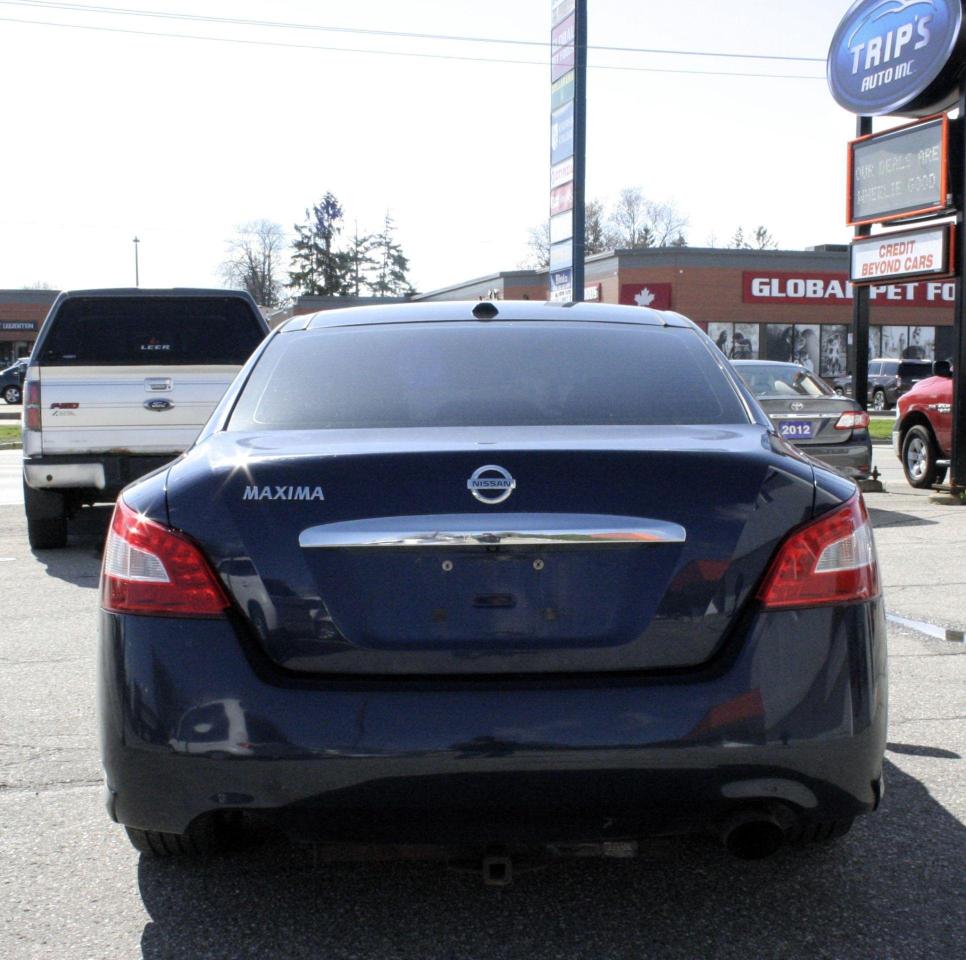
[22,289,269,548]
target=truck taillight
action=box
[757,494,880,609]
[101,499,230,618]
[24,380,41,431]
[834,410,870,431]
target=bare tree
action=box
[222,220,287,307]
[730,225,778,250]
[584,199,610,256]
[526,221,551,270]
[751,225,778,250]
[647,200,688,247]
[608,187,654,248]
[607,188,688,249]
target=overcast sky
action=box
[0,1,877,294]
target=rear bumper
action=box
[797,436,873,479]
[98,601,888,843]
[23,453,177,499]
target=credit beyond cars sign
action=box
[828,0,966,116]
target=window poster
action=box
[732,323,758,359]
[820,325,848,378]
[765,324,795,362]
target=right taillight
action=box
[757,494,880,609]
[24,380,41,431]
[101,498,230,618]
[834,410,870,431]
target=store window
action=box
[878,325,935,360]
[707,322,759,360]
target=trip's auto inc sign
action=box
[743,271,955,306]
[828,0,966,116]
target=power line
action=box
[0,14,827,80]
[0,0,826,63]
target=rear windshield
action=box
[898,361,932,378]
[37,297,265,366]
[227,321,748,430]
[737,364,832,399]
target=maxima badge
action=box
[467,464,516,504]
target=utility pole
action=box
[133,236,140,287]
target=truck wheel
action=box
[23,481,68,549]
[871,389,887,412]
[902,426,945,489]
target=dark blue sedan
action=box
[97,301,886,865]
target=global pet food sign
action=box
[743,271,955,307]
[828,0,966,116]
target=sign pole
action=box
[950,89,966,490]
[571,0,586,302]
[852,116,872,412]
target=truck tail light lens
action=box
[101,499,229,618]
[757,494,880,609]
[24,380,41,431]
[834,410,870,431]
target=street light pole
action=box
[133,236,140,287]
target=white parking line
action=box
[887,612,965,643]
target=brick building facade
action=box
[0,290,59,366]
[411,247,956,379]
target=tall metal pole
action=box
[852,116,872,411]
[133,236,140,287]
[571,0,587,302]
[949,89,966,490]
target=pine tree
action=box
[288,193,350,296]
[370,212,415,297]
[346,222,377,297]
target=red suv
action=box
[893,362,952,487]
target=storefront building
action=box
[412,247,956,379]
[0,290,59,366]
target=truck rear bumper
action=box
[23,453,177,499]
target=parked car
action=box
[99,301,885,864]
[22,289,269,549]
[732,360,872,479]
[0,357,28,404]
[893,360,953,488]
[832,359,934,409]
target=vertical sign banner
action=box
[549,0,585,302]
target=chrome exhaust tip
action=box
[720,810,786,860]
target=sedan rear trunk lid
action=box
[165,425,816,676]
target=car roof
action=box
[282,300,698,332]
[58,288,254,299]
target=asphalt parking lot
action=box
[1,448,963,960]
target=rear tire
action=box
[23,482,68,549]
[902,425,945,489]
[2,385,20,404]
[125,816,226,858]
[871,389,888,412]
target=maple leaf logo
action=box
[634,287,656,307]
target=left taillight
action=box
[757,493,880,609]
[24,379,41,431]
[101,498,230,618]
[834,410,870,431]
